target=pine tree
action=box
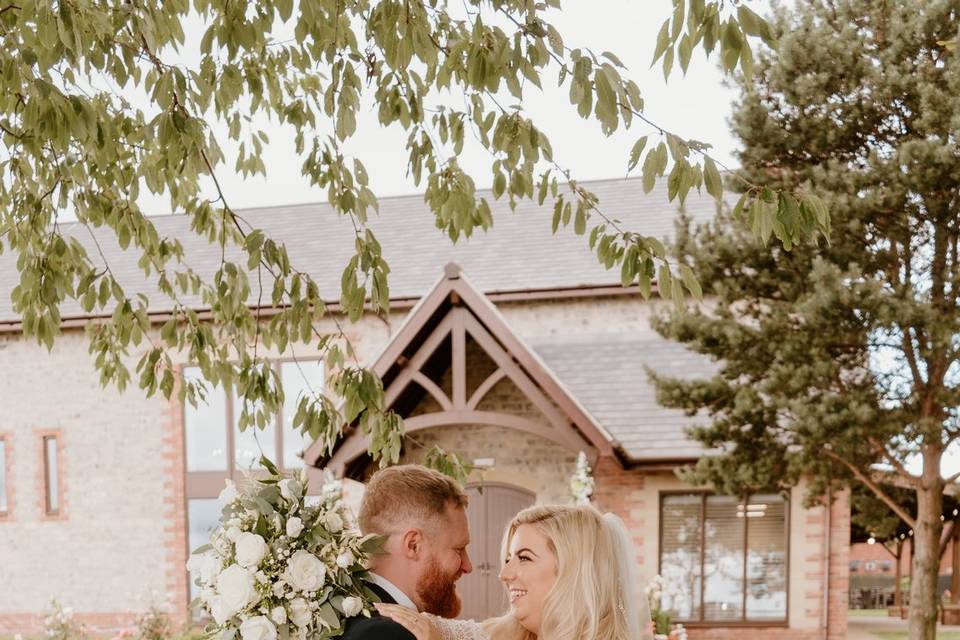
[652,2,960,637]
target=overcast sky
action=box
[137,1,744,215]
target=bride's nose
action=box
[499,561,515,582]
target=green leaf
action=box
[703,157,723,200]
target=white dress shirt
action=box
[368,572,419,611]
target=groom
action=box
[339,464,474,640]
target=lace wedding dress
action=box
[424,614,489,640]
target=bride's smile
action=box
[499,523,559,635]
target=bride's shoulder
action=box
[423,614,489,640]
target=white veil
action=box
[602,512,654,640]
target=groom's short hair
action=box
[359,464,469,536]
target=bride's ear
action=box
[398,528,425,559]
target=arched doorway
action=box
[460,483,536,620]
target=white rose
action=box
[286,517,304,538]
[335,551,355,569]
[200,586,217,606]
[270,606,287,625]
[286,550,326,592]
[226,526,243,543]
[209,595,230,625]
[341,596,363,617]
[240,616,277,640]
[288,598,312,628]
[325,512,343,533]
[219,479,240,505]
[216,564,258,617]
[200,552,222,585]
[279,479,301,501]
[235,532,269,568]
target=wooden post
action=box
[952,523,960,604]
[895,538,903,607]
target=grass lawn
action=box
[849,609,889,617]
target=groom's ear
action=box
[398,528,425,560]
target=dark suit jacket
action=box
[337,581,416,640]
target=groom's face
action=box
[416,503,473,617]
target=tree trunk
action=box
[908,486,943,639]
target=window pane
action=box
[184,367,228,471]
[745,494,787,620]
[0,439,7,513]
[281,361,323,469]
[233,393,276,471]
[45,437,58,514]
[187,499,221,599]
[661,494,703,620]
[703,496,744,620]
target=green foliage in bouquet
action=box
[651,609,672,636]
[187,457,384,640]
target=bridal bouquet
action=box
[187,458,382,640]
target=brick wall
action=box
[0,332,175,635]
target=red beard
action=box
[416,556,462,618]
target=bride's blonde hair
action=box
[482,504,648,640]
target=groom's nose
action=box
[460,549,474,575]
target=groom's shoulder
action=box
[338,614,416,640]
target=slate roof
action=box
[532,335,717,462]
[0,176,717,323]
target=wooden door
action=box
[459,484,536,620]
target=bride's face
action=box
[499,524,558,635]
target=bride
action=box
[374,503,653,640]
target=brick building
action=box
[0,178,849,639]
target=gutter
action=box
[0,283,658,334]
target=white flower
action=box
[285,550,326,592]
[335,550,355,569]
[201,553,222,584]
[219,479,240,505]
[216,564,258,617]
[325,512,343,533]
[209,595,230,625]
[341,597,363,617]
[235,532,269,568]
[286,517,304,538]
[240,616,277,640]
[187,551,222,585]
[271,581,287,598]
[288,598,312,628]
[200,587,217,606]
[226,526,243,543]
[255,571,269,584]
[279,478,301,501]
[270,606,287,625]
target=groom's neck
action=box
[370,563,421,609]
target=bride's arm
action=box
[374,604,488,640]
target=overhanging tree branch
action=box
[823,448,917,528]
